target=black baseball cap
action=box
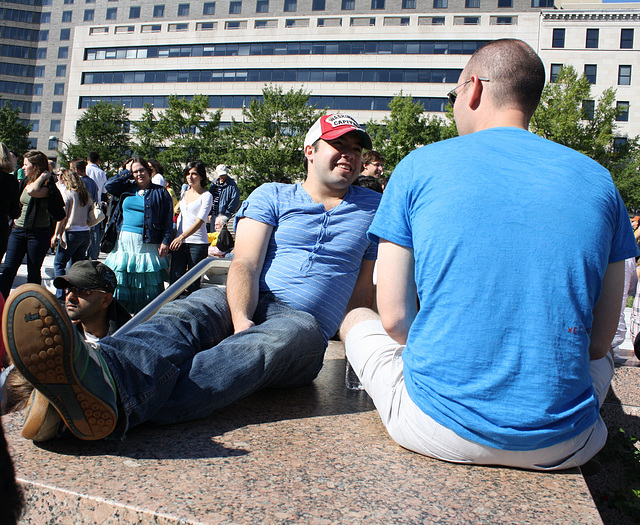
[53,260,117,294]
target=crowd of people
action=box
[1,38,640,523]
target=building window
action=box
[434,0,447,8]
[36,66,45,77]
[41,12,51,23]
[48,138,58,150]
[466,0,480,7]
[63,0,73,4]
[617,101,629,122]
[84,9,94,21]
[614,137,628,152]
[56,65,66,77]
[498,0,512,6]
[621,29,634,49]
[58,47,68,59]
[106,7,117,19]
[342,0,355,8]
[531,0,553,6]
[54,83,65,95]
[256,0,268,11]
[312,0,325,9]
[350,17,375,25]
[50,120,61,132]
[52,101,63,113]
[619,65,631,86]
[153,5,165,17]
[178,4,190,16]
[255,19,276,27]
[582,100,594,120]
[586,28,599,49]
[86,0,95,3]
[60,28,70,40]
[582,64,597,84]
[129,6,140,18]
[62,11,72,22]
[550,63,562,82]
[317,17,340,26]
[402,0,416,7]
[431,16,444,24]
[284,0,296,11]
[29,138,38,149]
[230,1,242,13]
[168,23,189,31]
[37,48,47,59]
[225,20,247,28]
[204,2,216,14]
[371,0,385,8]
[142,24,162,32]
[552,28,565,48]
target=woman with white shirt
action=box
[52,160,93,300]
[169,161,213,292]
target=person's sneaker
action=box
[3,284,118,440]
[22,390,67,442]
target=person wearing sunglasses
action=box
[341,39,637,470]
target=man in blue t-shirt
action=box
[4,114,381,442]
[340,39,638,470]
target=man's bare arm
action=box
[376,239,417,345]
[345,259,376,313]
[590,260,625,360]
[226,217,274,334]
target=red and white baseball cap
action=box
[304,114,372,150]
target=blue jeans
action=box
[169,242,209,293]
[98,287,326,437]
[0,227,50,298]
[88,223,102,260]
[54,230,91,300]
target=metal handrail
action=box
[113,257,231,337]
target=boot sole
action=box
[3,284,116,440]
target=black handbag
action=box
[100,221,117,253]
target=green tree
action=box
[152,95,223,186]
[365,93,449,172]
[531,66,618,163]
[0,101,31,154]
[133,103,160,160]
[61,101,132,173]
[226,86,322,198]
[531,65,640,209]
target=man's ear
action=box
[468,75,485,110]
[304,144,314,163]
[101,293,114,310]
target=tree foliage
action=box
[62,101,132,173]
[365,93,451,173]
[226,86,322,198]
[0,101,31,154]
[146,95,224,186]
[531,65,640,210]
[133,103,160,160]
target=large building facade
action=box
[0,0,638,155]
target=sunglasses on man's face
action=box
[447,78,491,107]
[65,287,107,298]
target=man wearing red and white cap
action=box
[5,114,382,442]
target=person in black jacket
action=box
[103,157,173,313]
[0,150,65,298]
[0,143,20,263]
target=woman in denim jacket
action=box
[104,157,173,314]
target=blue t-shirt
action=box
[237,182,381,342]
[121,192,145,235]
[368,127,638,451]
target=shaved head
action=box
[463,39,545,121]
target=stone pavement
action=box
[4,341,602,524]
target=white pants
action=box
[346,320,614,471]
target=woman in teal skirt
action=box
[104,157,173,314]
